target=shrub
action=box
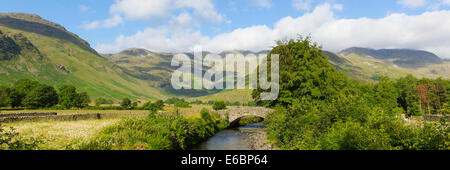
[95,97,113,106]
[174,101,191,108]
[120,98,132,109]
[79,112,228,150]
[141,100,165,111]
[212,101,227,110]
[0,124,41,150]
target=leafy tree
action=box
[120,98,132,109]
[94,98,114,106]
[0,86,10,107]
[75,92,90,108]
[396,75,420,116]
[212,101,227,111]
[58,85,90,109]
[253,36,349,107]
[58,85,78,109]
[142,100,165,111]
[9,79,39,107]
[374,76,400,114]
[22,84,58,108]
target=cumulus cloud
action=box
[82,21,100,30]
[82,15,124,30]
[252,0,272,8]
[397,0,428,8]
[84,0,224,30]
[110,0,223,22]
[96,3,450,59]
[292,0,314,10]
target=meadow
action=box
[1,105,220,150]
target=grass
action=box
[4,118,120,150]
[0,109,150,115]
[188,89,253,103]
[1,106,221,150]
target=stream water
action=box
[193,123,265,150]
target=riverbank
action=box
[244,128,278,150]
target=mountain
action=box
[0,13,168,101]
[334,47,449,80]
[104,48,265,100]
[340,47,443,68]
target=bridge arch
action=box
[211,107,273,126]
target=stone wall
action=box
[422,114,450,121]
[0,112,148,123]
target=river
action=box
[193,123,270,150]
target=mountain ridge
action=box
[339,47,444,68]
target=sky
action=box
[1,0,450,58]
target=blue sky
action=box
[1,0,450,58]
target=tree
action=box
[374,76,400,114]
[95,98,106,106]
[75,92,90,108]
[142,100,165,111]
[22,84,58,108]
[212,101,227,111]
[417,83,431,114]
[121,98,132,109]
[95,98,113,106]
[58,85,78,109]
[0,86,10,107]
[58,85,90,109]
[252,36,349,107]
[396,75,420,116]
[9,79,39,107]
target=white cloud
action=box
[252,0,272,8]
[109,0,223,22]
[103,15,124,28]
[292,0,314,11]
[110,0,171,20]
[397,0,428,8]
[85,0,224,30]
[96,3,450,59]
[82,21,100,30]
[82,15,124,30]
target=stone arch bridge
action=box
[211,107,273,125]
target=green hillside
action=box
[0,13,167,101]
[327,48,450,81]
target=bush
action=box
[141,100,165,111]
[212,101,227,111]
[174,101,191,108]
[0,124,41,150]
[120,98,132,109]
[95,97,113,106]
[79,112,228,150]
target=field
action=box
[1,105,219,150]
